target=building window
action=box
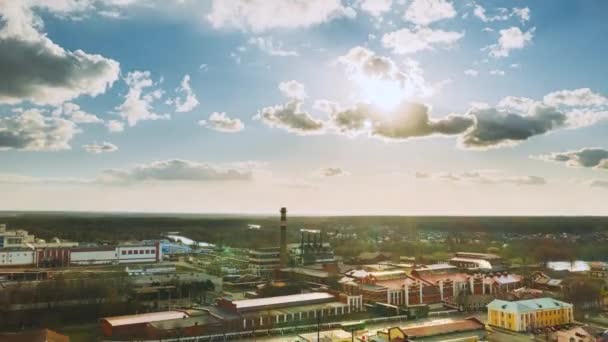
[122,251,126,255]
[128,250,132,255]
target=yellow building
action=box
[487,297,573,332]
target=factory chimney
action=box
[279,207,288,268]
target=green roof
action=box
[487,297,572,314]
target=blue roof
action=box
[487,297,572,313]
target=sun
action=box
[357,78,405,111]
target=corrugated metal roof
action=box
[487,297,572,313]
[233,292,334,310]
[102,311,188,327]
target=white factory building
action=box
[0,223,162,267]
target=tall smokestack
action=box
[280,207,288,268]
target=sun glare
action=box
[358,78,405,111]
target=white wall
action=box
[70,249,117,265]
[117,246,158,263]
[0,250,34,266]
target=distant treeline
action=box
[1,212,607,248]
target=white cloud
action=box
[382,27,464,55]
[116,70,169,126]
[512,7,530,23]
[0,1,120,105]
[83,141,118,154]
[100,159,257,183]
[248,36,298,56]
[52,102,102,124]
[279,80,307,100]
[337,46,433,104]
[473,3,509,22]
[170,74,199,113]
[0,109,79,151]
[464,69,479,77]
[418,170,546,186]
[489,69,505,76]
[497,96,536,113]
[360,0,392,17]
[206,0,355,32]
[487,27,535,58]
[106,120,125,133]
[543,88,608,107]
[199,112,245,133]
[404,0,456,26]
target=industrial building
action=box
[451,252,508,271]
[370,317,486,342]
[0,242,161,268]
[100,292,363,339]
[214,292,363,330]
[248,247,281,276]
[487,297,574,332]
[340,263,523,309]
[0,223,78,249]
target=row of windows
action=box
[121,249,155,255]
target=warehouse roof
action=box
[402,317,484,338]
[233,292,334,311]
[487,297,572,313]
[101,311,188,327]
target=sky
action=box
[1,0,608,215]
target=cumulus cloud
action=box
[337,46,432,102]
[99,159,257,183]
[382,27,464,55]
[255,100,325,135]
[536,148,608,169]
[254,81,324,135]
[206,0,355,32]
[404,0,456,26]
[170,74,199,113]
[0,2,120,105]
[472,3,509,22]
[319,167,350,177]
[317,101,473,141]
[52,102,102,124]
[497,96,536,113]
[487,27,535,58]
[512,7,531,22]
[460,104,566,149]
[248,36,298,56]
[360,0,392,17]
[543,88,608,107]
[279,80,307,100]
[106,120,125,133]
[418,170,546,186]
[0,109,79,151]
[117,70,169,126]
[83,141,118,154]
[199,112,245,133]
